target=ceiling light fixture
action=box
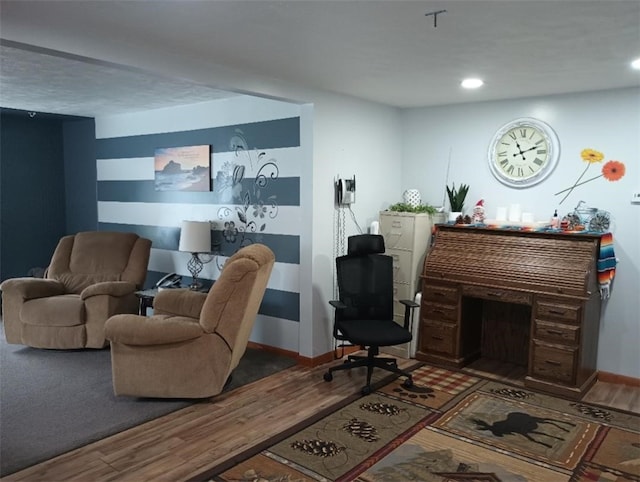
[631,58,640,70]
[461,78,484,89]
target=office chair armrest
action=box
[400,299,419,330]
[329,300,347,310]
[399,299,419,309]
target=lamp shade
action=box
[178,221,211,253]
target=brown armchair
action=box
[104,243,275,399]
[1,231,151,349]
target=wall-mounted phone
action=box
[335,176,356,205]
[155,273,182,289]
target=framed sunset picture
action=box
[154,145,211,191]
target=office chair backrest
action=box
[336,234,393,322]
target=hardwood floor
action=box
[5,357,639,481]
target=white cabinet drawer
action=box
[393,283,414,317]
[380,215,416,250]
[388,249,414,284]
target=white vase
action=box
[448,211,462,222]
[403,189,421,208]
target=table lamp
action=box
[178,220,211,290]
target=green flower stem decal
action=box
[555,149,625,204]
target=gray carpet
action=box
[0,327,296,476]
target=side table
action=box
[135,286,211,316]
[135,288,159,315]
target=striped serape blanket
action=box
[597,232,617,299]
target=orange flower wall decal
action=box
[555,149,626,204]
[602,160,626,181]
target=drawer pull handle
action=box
[486,292,502,298]
[544,360,561,366]
[431,336,444,341]
[548,309,567,315]
[546,330,563,336]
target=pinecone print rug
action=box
[266,393,432,480]
[211,365,640,482]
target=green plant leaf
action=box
[446,183,469,211]
[387,202,437,214]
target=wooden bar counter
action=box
[417,224,603,399]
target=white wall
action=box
[402,87,640,378]
[308,93,402,357]
[95,92,403,360]
[6,31,637,375]
[95,95,311,355]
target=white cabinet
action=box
[379,211,445,358]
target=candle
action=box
[509,204,521,222]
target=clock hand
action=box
[512,141,531,160]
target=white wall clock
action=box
[487,117,560,188]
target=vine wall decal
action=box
[213,128,279,269]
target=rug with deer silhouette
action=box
[211,365,640,482]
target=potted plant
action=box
[446,183,469,221]
[387,202,437,215]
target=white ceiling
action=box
[1,0,639,117]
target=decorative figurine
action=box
[472,199,485,224]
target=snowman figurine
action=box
[472,199,485,224]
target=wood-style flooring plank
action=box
[581,380,640,413]
[5,357,638,481]
[5,359,415,482]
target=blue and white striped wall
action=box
[95,96,306,353]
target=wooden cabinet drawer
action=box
[462,285,532,305]
[534,320,580,345]
[421,321,456,356]
[423,284,458,305]
[531,341,577,384]
[421,302,458,323]
[536,299,582,324]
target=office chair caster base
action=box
[401,378,413,389]
[323,372,333,382]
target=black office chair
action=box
[323,234,418,394]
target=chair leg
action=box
[323,347,413,395]
[326,356,371,375]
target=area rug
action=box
[209,365,640,481]
[0,328,296,477]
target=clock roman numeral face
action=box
[488,118,560,188]
[496,126,549,180]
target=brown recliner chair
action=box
[1,231,151,349]
[104,243,275,399]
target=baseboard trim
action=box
[246,341,299,363]
[598,370,640,387]
[247,342,640,386]
[246,342,361,367]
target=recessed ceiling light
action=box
[631,58,640,70]
[461,78,484,89]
